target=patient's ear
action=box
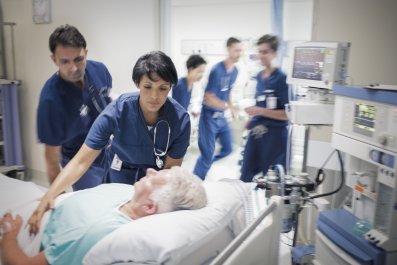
[142,200,158,216]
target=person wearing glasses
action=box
[28,51,191,236]
[37,24,112,191]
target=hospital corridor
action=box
[1,0,397,265]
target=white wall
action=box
[2,0,160,182]
[312,0,397,85]
[172,0,268,75]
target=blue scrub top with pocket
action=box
[85,92,191,184]
[171,78,191,110]
[240,68,289,183]
[37,60,112,190]
[202,61,238,112]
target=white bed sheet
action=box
[0,174,71,263]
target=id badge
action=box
[257,95,266,102]
[111,154,122,171]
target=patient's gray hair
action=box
[150,166,207,213]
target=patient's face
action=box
[133,168,169,202]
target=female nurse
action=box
[28,51,191,235]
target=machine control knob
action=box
[378,135,388,146]
[370,150,381,163]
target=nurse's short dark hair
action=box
[132,51,178,86]
[257,34,279,52]
[226,37,241,47]
[186,55,207,70]
[49,24,86,53]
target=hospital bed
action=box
[0,173,283,265]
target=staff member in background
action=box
[37,24,112,191]
[193,37,242,180]
[240,34,289,183]
[28,51,191,234]
[172,54,207,112]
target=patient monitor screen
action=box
[292,47,326,81]
[353,103,376,137]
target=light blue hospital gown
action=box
[41,184,133,265]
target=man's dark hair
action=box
[226,37,241,47]
[49,24,86,53]
[257,34,279,52]
[186,54,207,70]
[132,51,178,86]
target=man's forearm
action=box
[262,108,288,120]
[203,93,228,110]
[1,237,26,264]
[1,237,48,265]
[44,145,61,184]
[46,162,61,184]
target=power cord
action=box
[308,149,345,200]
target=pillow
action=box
[83,179,255,265]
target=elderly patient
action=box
[0,166,207,265]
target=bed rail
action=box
[209,196,283,265]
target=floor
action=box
[180,142,243,182]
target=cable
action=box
[314,149,336,186]
[286,124,294,175]
[291,149,344,248]
[292,207,300,247]
[307,149,345,200]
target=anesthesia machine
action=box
[313,85,397,265]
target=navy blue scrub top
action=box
[37,60,112,165]
[248,68,289,128]
[171,78,191,110]
[85,92,191,169]
[202,61,238,112]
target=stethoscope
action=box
[153,120,171,169]
[80,71,110,117]
[80,85,109,117]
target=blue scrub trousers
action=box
[61,156,105,191]
[194,110,232,179]
[240,126,287,183]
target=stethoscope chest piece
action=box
[156,156,164,168]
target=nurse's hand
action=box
[28,195,55,236]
